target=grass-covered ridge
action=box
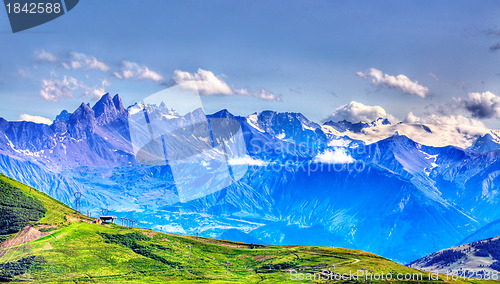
[0,176,47,243]
[0,174,85,226]
[0,177,46,242]
[0,174,499,283]
[0,256,43,282]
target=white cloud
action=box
[403,112,420,124]
[228,156,268,166]
[40,76,80,102]
[18,68,32,78]
[234,88,281,101]
[35,50,58,62]
[84,86,106,101]
[460,91,500,119]
[115,61,164,82]
[172,68,280,101]
[173,69,234,95]
[399,112,488,147]
[102,78,111,87]
[19,114,52,125]
[81,79,110,100]
[40,76,108,102]
[313,148,355,164]
[252,89,282,101]
[323,101,394,123]
[63,52,110,71]
[404,112,486,128]
[327,139,350,147]
[429,73,440,81]
[357,68,429,98]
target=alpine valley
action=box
[1,93,500,264]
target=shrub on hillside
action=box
[473,239,500,261]
[425,250,466,266]
[0,180,46,237]
[99,232,183,268]
[0,256,42,281]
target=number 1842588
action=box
[6,2,62,14]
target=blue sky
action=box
[1,0,500,128]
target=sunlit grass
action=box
[1,174,499,283]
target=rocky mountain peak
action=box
[71,103,94,120]
[211,109,234,118]
[112,94,127,115]
[469,133,500,153]
[68,102,96,139]
[55,110,71,122]
[93,93,127,124]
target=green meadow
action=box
[0,173,499,283]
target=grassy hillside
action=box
[0,174,87,226]
[0,174,499,283]
[0,177,45,242]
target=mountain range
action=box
[0,173,441,283]
[1,93,500,263]
[409,235,500,278]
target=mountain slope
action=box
[0,176,476,283]
[461,220,500,245]
[409,236,500,279]
[1,93,500,264]
[0,178,45,242]
[0,173,85,243]
[0,173,84,224]
[469,134,500,153]
[322,117,498,150]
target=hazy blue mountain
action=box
[468,133,500,153]
[409,236,500,277]
[323,120,370,133]
[461,220,500,245]
[54,110,71,122]
[0,94,499,263]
